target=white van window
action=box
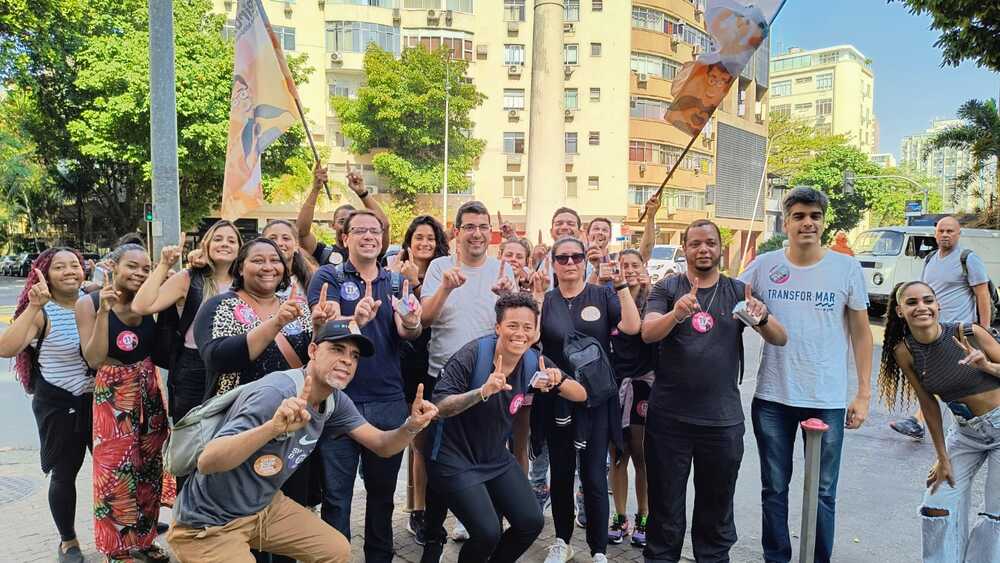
[855,230,904,256]
[906,236,937,258]
[651,246,679,260]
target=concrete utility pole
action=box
[148,0,183,261]
[525,0,565,240]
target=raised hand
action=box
[609,261,625,286]
[672,277,701,321]
[400,259,419,286]
[532,257,551,295]
[533,356,565,393]
[498,211,516,241]
[346,161,365,195]
[638,271,651,290]
[393,279,422,328]
[27,268,52,308]
[274,286,303,327]
[406,383,439,432]
[312,161,329,191]
[954,331,988,370]
[491,260,515,296]
[159,234,185,269]
[442,246,467,291]
[480,353,512,399]
[311,283,342,327]
[187,248,207,269]
[644,195,661,221]
[98,274,120,314]
[587,246,604,268]
[743,282,768,325]
[271,375,312,434]
[354,280,382,328]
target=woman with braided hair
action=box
[877,281,1000,562]
[0,248,89,562]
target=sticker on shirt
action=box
[580,306,602,322]
[329,252,344,266]
[768,264,790,285]
[234,302,257,325]
[116,330,139,352]
[691,311,715,333]
[340,281,361,302]
[509,393,525,415]
[636,400,648,418]
[253,454,284,477]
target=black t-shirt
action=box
[311,241,349,267]
[540,284,622,377]
[426,339,538,492]
[645,275,751,426]
[611,293,655,382]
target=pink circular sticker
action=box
[509,393,525,415]
[637,400,648,418]
[234,302,257,325]
[691,311,715,333]
[116,330,139,352]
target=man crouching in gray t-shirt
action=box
[167,321,438,563]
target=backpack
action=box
[924,249,999,325]
[23,308,49,394]
[548,293,618,407]
[163,369,306,477]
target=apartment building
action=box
[214,0,770,260]
[770,45,877,154]
[901,118,997,212]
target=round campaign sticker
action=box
[234,302,257,325]
[329,252,344,266]
[768,264,790,285]
[636,400,648,418]
[116,331,139,352]
[691,311,715,333]
[253,454,284,477]
[340,282,361,302]
[580,306,602,322]
[509,393,525,415]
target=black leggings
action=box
[49,433,89,542]
[550,409,611,555]
[422,463,543,563]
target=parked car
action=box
[0,255,17,276]
[647,244,686,282]
[16,253,40,277]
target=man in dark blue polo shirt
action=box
[307,209,423,563]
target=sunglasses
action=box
[553,253,586,265]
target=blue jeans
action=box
[319,399,408,563]
[751,398,845,563]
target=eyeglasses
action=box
[553,253,586,265]
[459,224,492,233]
[349,227,383,236]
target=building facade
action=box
[870,153,896,168]
[900,118,997,212]
[770,45,877,155]
[214,0,769,261]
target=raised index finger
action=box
[33,268,47,285]
[745,282,753,302]
[539,356,546,371]
[319,283,329,306]
[689,276,699,297]
[299,372,313,401]
[364,281,373,300]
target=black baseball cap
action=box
[313,320,375,357]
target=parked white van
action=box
[854,226,1000,317]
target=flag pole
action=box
[638,132,699,222]
[292,97,332,200]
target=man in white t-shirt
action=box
[740,187,873,563]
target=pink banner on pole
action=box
[220,0,302,221]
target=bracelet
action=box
[551,377,564,392]
[403,418,421,435]
[479,387,489,402]
[402,321,421,331]
[614,283,628,292]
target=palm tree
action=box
[925,98,1000,228]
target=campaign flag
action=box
[664,0,786,136]
[221,0,302,221]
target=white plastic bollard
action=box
[799,418,830,563]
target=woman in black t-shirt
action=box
[535,237,642,562]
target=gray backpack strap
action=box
[286,368,306,396]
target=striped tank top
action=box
[905,323,1000,403]
[35,301,92,396]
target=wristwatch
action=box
[614,283,628,292]
[550,375,565,393]
[757,311,770,327]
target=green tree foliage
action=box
[757,234,787,253]
[767,113,850,180]
[891,1,1000,71]
[865,166,943,227]
[333,45,486,201]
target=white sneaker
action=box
[592,554,608,563]
[451,520,470,541]
[543,538,576,563]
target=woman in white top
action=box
[0,248,89,563]
[263,218,317,298]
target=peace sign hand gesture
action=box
[272,374,313,435]
[954,330,989,371]
[672,277,701,321]
[354,281,382,328]
[480,353,512,400]
[27,269,52,308]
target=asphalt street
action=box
[0,276,986,562]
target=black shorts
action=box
[627,379,652,427]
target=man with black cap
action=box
[167,320,438,562]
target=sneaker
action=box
[57,544,84,563]
[631,513,648,547]
[408,510,427,546]
[543,538,576,563]
[608,513,630,544]
[889,416,925,439]
[593,554,608,563]
[451,520,470,542]
[534,483,551,510]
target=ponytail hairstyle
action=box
[12,247,84,391]
[263,219,316,291]
[618,248,649,310]
[877,281,933,410]
[198,220,244,302]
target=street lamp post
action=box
[148,0,182,261]
[442,53,450,228]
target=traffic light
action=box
[842,170,855,195]
[144,202,154,222]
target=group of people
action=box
[1,159,997,563]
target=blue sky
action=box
[769,0,999,160]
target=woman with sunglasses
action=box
[534,237,641,563]
[877,281,1000,562]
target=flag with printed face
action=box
[664,0,785,136]
[221,0,302,220]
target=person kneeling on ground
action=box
[421,292,588,563]
[167,320,438,563]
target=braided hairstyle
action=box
[877,281,933,411]
[12,247,84,392]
